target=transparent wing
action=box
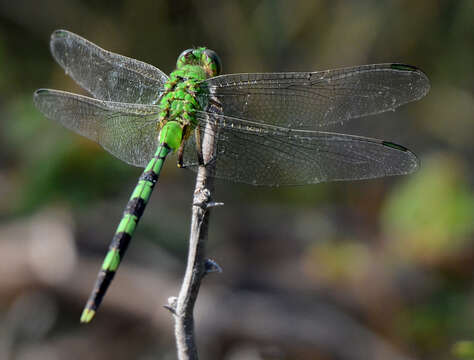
[50,29,168,104]
[201,64,430,130]
[182,112,419,186]
[33,89,160,167]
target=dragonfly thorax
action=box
[159,71,206,149]
[157,47,222,147]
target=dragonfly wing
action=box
[201,64,430,129]
[182,112,419,186]
[50,30,168,104]
[33,89,160,167]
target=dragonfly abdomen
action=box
[80,144,171,323]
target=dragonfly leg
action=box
[194,127,204,166]
[177,143,185,168]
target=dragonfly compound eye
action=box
[176,49,195,69]
[203,49,222,76]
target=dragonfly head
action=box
[176,47,222,77]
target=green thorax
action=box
[159,67,205,127]
[158,47,222,151]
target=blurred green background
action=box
[0,0,473,359]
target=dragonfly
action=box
[34,30,430,323]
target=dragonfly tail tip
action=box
[80,308,96,323]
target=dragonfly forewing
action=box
[202,64,430,130]
[33,89,161,167]
[50,29,168,104]
[182,112,419,186]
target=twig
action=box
[172,115,220,359]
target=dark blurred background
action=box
[0,1,473,359]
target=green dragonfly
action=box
[34,30,430,323]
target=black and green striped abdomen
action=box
[80,144,171,323]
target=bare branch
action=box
[173,114,219,359]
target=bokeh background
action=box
[0,1,473,359]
